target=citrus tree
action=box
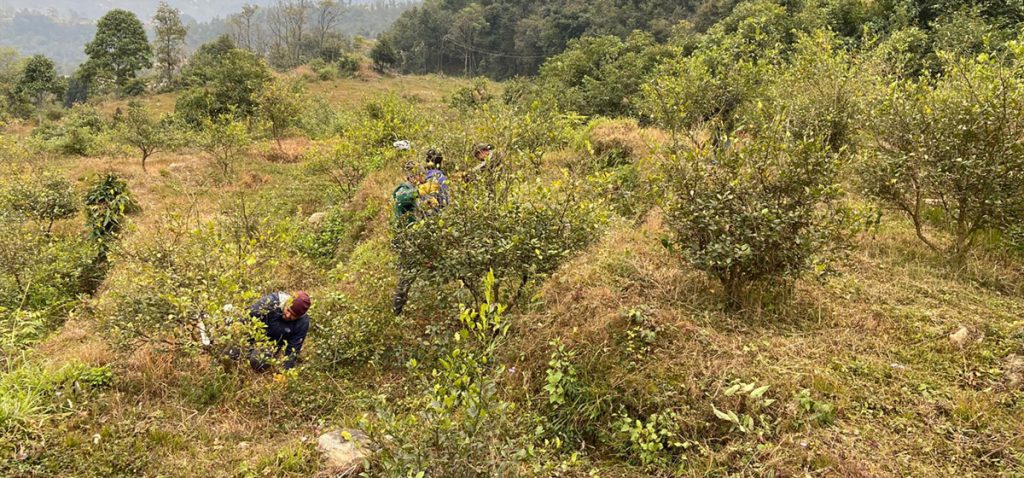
[862,52,1024,259]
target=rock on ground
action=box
[317,429,371,477]
[949,326,970,346]
[308,212,328,226]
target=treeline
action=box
[221,0,416,69]
[378,0,1024,79]
[0,1,413,73]
[376,0,699,78]
[0,1,415,122]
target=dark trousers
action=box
[393,272,416,315]
[227,347,273,372]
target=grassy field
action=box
[2,73,1023,477]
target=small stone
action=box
[317,429,371,476]
[949,326,970,346]
[1005,355,1024,389]
[308,212,328,226]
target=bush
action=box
[0,168,95,350]
[307,58,334,81]
[538,32,670,118]
[362,274,537,475]
[336,54,360,77]
[641,43,770,147]
[198,116,251,176]
[370,37,399,73]
[175,45,272,126]
[256,79,305,152]
[662,119,860,308]
[3,172,78,234]
[750,31,863,153]
[296,97,340,140]
[861,52,1024,259]
[393,157,603,308]
[98,197,293,358]
[448,78,494,111]
[32,105,109,156]
[83,172,138,257]
[115,101,183,172]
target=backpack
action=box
[416,170,449,217]
[393,182,419,225]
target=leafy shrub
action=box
[865,27,935,79]
[300,138,369,198]
[198,116,251,176]
[296,202,380,264]
[0,167,94,347]
[296,97,340,140]
[544,339,579,407]
[394,163,603,308]
[354,93,425,150]
[313,237,403,368]
[538,32,670,118]
[448,78,494,111]
[115,101,183,172]
[175,44,272,126]
[3,172,78,234]
[662,120,860,308]
[336,54,360,77]
[620,306,661,368]
[307,58,334,81]
[98,197,292,358]
[752,31,863,152]
[640,47,767,147]
[613,410,688,468]
[83,173,138,258]
[370,37,399,73]
[256,79,305,152]
[32,105,109,156]
[363,273,535,475]
[861,52,1024,259]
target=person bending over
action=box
[248,291,311,370]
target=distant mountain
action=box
[0,0,380,21]
[0,1,412,72]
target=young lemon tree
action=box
[862,51,1024,259]
[663,118,861,309]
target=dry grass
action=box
[510,209,1024,477]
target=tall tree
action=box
[83,9,153,90]
[15,55,63,115]
[445,4,488,76]
[315,0,344,55]
[230,4,262,53]
[153,2,188,89]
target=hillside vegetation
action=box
[1,0,1024,477]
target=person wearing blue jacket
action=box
[248,291,311,370]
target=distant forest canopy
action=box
[0,1,417,72]
[0,0,396,20]
[380,0,1024,79]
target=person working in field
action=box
[247,291,311,370]
[468,143,498,178]
[391,149,450,315]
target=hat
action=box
[289,291,311,317]
[425,149,443,167]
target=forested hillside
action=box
[0,1,415,72]
[379,0,1024,78]
[1,0,1023,476]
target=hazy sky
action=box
[0,1,277,21]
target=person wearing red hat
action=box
[248,291,311,370]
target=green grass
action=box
[2,74,1022,476]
